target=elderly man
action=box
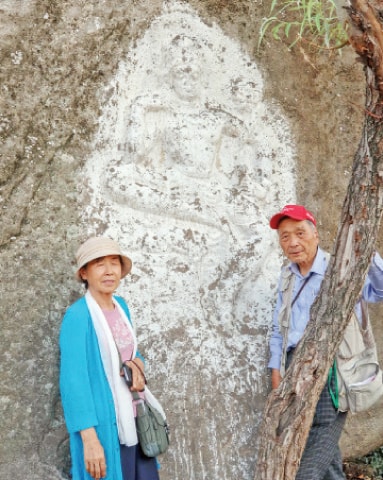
[268,204,383,480]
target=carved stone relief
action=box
[82,2,296,478]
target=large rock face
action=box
[0,1,382,479]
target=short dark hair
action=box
[79,264,89,289]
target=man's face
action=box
[278,218,319,272]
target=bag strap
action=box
[112,336,147,391]
[360,298,376,348]
[279,270,312,376]
[111,336,149,404]
[328,359,339,410]
[132,391,142,401]
[292,274,312,307]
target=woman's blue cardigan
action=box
[59,295,144,480]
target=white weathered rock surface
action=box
[0,1,381,479]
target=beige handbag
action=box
[335,300,383,413]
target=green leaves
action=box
[258,0,348,51]
[361,446,383,478]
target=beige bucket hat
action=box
[75,236,132,281]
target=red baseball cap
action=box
[269,204,316,229]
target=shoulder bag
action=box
[123,359,170,457]
[132,389,170,457]
[331,299,383,413]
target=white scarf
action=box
[85,291,166,446]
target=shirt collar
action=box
[289,247,328,277]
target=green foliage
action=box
[360,446,383,479]
[258,0,349,51]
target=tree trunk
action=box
[255,1,383,478]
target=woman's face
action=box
[80,255,122,297]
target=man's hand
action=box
[271,369,282,389]
[80,427,107,479]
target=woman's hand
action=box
[80,427,107,479]
[125,358,146,392]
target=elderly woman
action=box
[59,237,160,480]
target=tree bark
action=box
[255,1,383,478]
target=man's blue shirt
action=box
[268,248,383,370]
